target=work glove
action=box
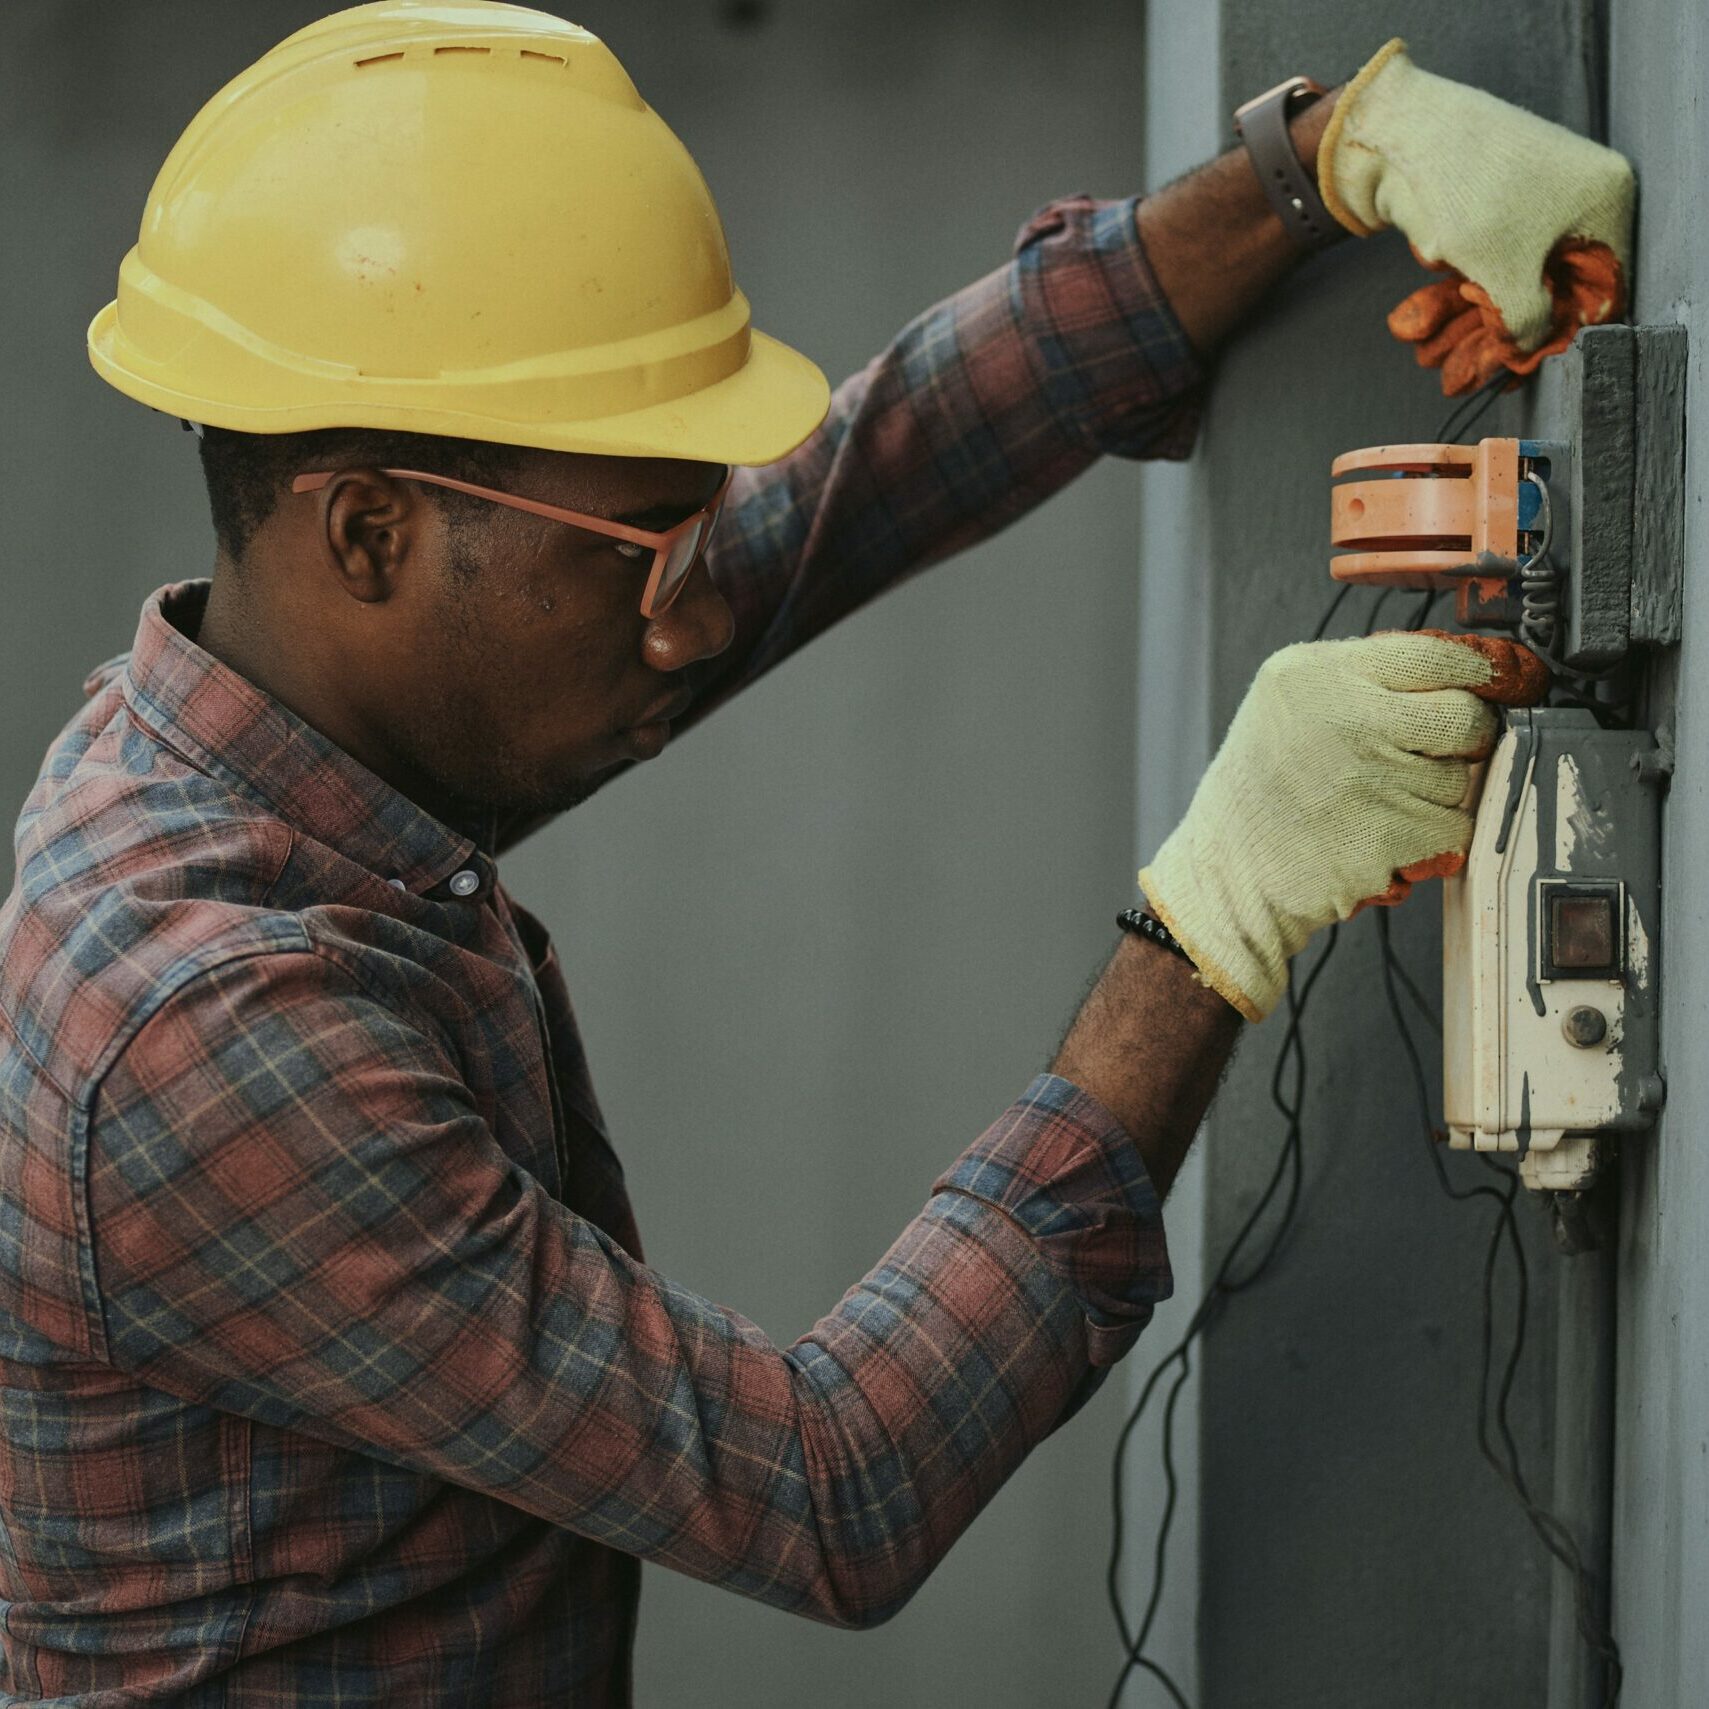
[1320,39,1634,397]
[1137,632,1548,1023]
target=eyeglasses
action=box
[290,466,732,618]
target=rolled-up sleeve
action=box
[446,188,1211,871]
[680,192,1207,726]
[84,950,1170,1631]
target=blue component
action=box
[1517,439,1566,535]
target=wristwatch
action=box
[1232,76,1344,253]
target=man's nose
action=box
[642,557,736,671]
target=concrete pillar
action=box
[1135,5,1612,1704]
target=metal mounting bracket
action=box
[1534,323,1689,667]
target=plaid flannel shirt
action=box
[0,194,1204,1706]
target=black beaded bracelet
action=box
[1116,907,1197,968]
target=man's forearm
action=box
[1137,85,1345,357]
[1050,932,1242,1200]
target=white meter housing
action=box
[1442,708,1663,1191]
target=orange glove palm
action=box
[1387,239,1627,398]
[1321,40,1634,397]
[1359,631,1551,908]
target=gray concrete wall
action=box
[1139,4,1618,1705]
[1602,2,1709,1703]
[3,3,1154,1704]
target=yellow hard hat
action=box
[87,1,829,464]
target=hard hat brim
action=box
[89,302,832,469]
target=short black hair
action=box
[195,424,529,563]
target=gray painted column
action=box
[1603,1,1709,1703]
[1117,6,1224,1704]
[1147,4,1605,1705]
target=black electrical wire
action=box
[1311,580,1354,640]
[1373,907,1624,1707]
[1434,368,1512,444]
[1104,570,1371,1709]
[1103,930,1340,1709]
[1361,585,1395,635]
[1105,554,1400,1709]
[1370,457,1625,1704]
[1106,379,1622,1706]
[1385,937,1443,1039]
[1102,553,1385,1705]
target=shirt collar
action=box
[118,579,498,902]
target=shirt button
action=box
[448,869,481,898]
[388,877,407,891]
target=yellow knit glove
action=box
[1137,634,1510,1024]
[1321,39,1634,355]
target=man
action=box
[0,3,1632,1703]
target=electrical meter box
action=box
[1331,324,1687,1205]
[1442,707,1663,1191]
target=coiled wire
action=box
[1517,470,1561,655]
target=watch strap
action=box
[1232,76,1345,253]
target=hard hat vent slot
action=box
[353,46,567,71]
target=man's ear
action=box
[312,468,426,605]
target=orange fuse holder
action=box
[1329,438,1521,624]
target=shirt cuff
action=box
[932,1072,1173,1367]
[1010,192,1208,462]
